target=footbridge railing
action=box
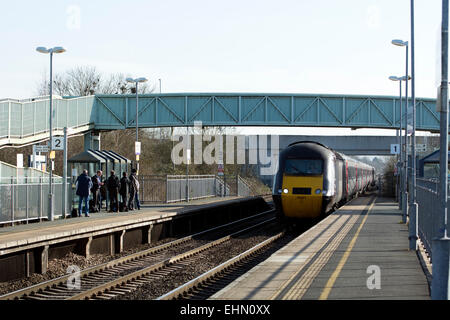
[0,93,441,147]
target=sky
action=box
[0,0,444,136]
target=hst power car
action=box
[272,141,375,219]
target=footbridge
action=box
[0,93,439,147]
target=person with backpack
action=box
[76,169,93,217]
[128,168,141,210]
[106,170,120,213]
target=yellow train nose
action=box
[281,175,323,218]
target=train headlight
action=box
[315,188,321,194]
[283,188,289,194]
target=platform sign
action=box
[34,145,49,153]
[51,136,65,150]
[135,141,141,155]
[390,144,400,155]
[416,144,427,152]
[406,144,427,153]
[218,164,224,176]
[16,154,23,168]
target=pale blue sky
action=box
[0,0,442,103]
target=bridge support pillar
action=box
[84,131,101,151]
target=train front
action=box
[272,142,335,219]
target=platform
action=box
[0,196,241,253]
[210,196,430,300]
[0,195,270,282]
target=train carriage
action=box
[272,141,375,219]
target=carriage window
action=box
[284,159,323,175]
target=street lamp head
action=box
[400,75,412,81]
[37,46,66,54]
[36,46,49,54]
[136,77,148,83]
[389,76,400,81]
[126,77,135,83]
[391,39,408,47]
[52,47,66,54]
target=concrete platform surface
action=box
[210,196,430,300]
[0,196,243,253]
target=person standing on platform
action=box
[107,170,120,213]
[91,170,103,212]
[128,169,141,210]
[119,172,129,212]
[76,169,93,217]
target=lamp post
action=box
[159,78,162,94]
[126,77,148,175]
[431,0,450,300]
[408,0,419,251]
[389,75,411,222]
[389,76,403,211]
[391,39,409,226]
[36,46,66,221]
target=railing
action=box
[416,178,450,257]
[0,177,71,225]
[0,173,259,225]
[138,174,254,204]
[0,95,94,142]
[0,160,60,184]
[237,175,253,197]
[166,175,221,203]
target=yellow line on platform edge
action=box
[318,197,376,300]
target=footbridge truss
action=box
[0,93,439,147]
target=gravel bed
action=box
[117,226,282,300]
[0,213,276,297]
[0,237,177,296]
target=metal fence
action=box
[0,161,59,184]
[138,174,255,204]
[0,173,257,224]
[416,178,450,257]
[0,177,71,225]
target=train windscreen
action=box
[284,159,323,176]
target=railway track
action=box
[0,209,276,300]
[157,230,296,300]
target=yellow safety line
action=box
[318,197,376,300]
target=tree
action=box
[36,66,153,97]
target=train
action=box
[272,141,375,220]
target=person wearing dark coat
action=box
[91,170,103,213]
[119,172,130,212]
[76,169,93,217]
[106,170,120,213]
[128,169,139,210]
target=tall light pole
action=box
[432,0,450,300]
[36,46,66,221]
[159,78,162,94]
[409,0,418,251]
[389,76,403,211]
[391,39,409,225]
[126,77,148,174]
[389,75,411,222]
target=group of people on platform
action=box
[75,168,141,217]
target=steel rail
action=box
[68,215,277,300]
[0,209,275,300]
[157,230,285,300]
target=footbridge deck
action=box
[0,93,439,147]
